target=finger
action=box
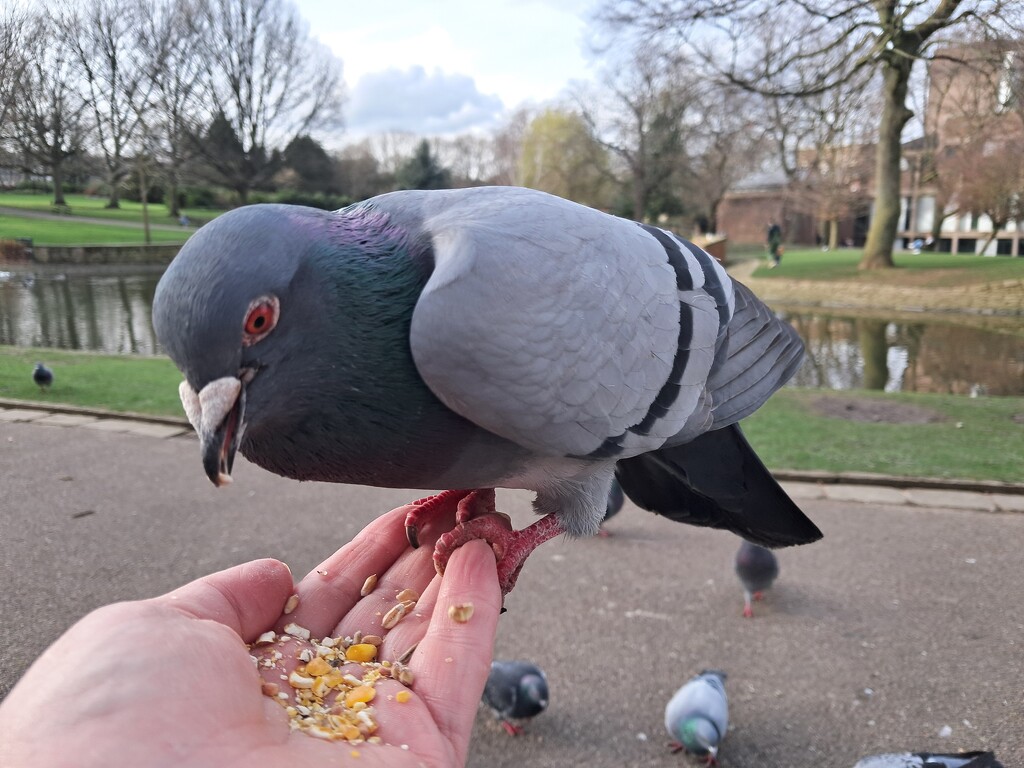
[409,540,501,763]
[278,505,414,638]
[157,558,294,643]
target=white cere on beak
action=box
[178,380,202,432]
[197,376,242,437]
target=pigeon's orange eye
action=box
[242,295,279,345]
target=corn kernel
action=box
[323,671,346,689]
[346,643,378,662]
[345,685,376,707]
[342,724,361,741]
[395,690,412,703]
[305,656,333,676]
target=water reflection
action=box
[785,311,1024,396]
[2,267,1023,396]
[0,266,163,355]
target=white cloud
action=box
[347,66,505,137]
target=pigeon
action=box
[482,660,549,735]
[598,476,625,536]
[665,669,728,763]
[32,363,53,392]
[852,751,1003,768]
[152,186,822,597]
[735,540,779,617]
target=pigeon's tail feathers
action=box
[706,280,803,429]
[615,423,822,548]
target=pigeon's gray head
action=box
[154,203,409,486]
[676,717,721,759]
[517,672,549,717]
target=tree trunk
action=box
[51,159,66,207]
[860,56,914,270]
[167,178,180,218]
[828,218,839,251]
[106,176,121,209]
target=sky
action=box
[293,0,602,145]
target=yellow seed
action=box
[342,724,361,741]
[360,574,378,596]
[395,588,419,603]
[305,656,333,676]
[448,602,474,623]
[395,690,412,703]
[345,685,376,707]
[312,677,330,698]
[345,643,378,663]
[323,671,346,688]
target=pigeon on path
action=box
[152,186,822,597]
[735,540,779,617]
[665,669,728,763]
[482,660,549,735]
[852,751,1003,768]
[32,363,53,392]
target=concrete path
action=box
[1,410,1021,767]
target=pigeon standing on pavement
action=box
[852,751,1003,768]
[665,669,728,763]
[735,540,780,617]
[482,660,549,736]
[152,186,822,598]
[32,363,53,392]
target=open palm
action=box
[0,504,501,768]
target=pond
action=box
[2,265,1023,396]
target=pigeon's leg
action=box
[404,489,474,549]
[753,590,765,601]
[668,740,685,754]
[434,512,565,596]
[500,720,523,736]
[742,589,754,619]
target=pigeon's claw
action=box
[434,512,564,597]
[403,489,476,549]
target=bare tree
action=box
[137,0,208,217]
[689,85,770,233]
[600,0,1024,268]
[8,9,88,207]
[0,5,28,132]
[576,43,698,220]
[54,0,152,209]
[193,0,345,203]
[490,106,534,186]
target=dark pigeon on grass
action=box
[152,186,822,598]
[482,660,548,736]
[665,669,728,764]
[852,751,1003,768]
[32,363,53,392]
[735,540,780,618]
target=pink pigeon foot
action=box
[434,509,565,596]
[500,720,524,736]
[742,602,754,618]
[403,489,475,549]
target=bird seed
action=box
[448,602,474,623]
[360,574,378,597]
[381,603,407,630]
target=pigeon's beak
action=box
[179,376,247,487]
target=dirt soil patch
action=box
[811,395,946,424]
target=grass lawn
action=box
[0,216,190,245]
[749,246,1024,287]
[0,191,219,226]
[1,346,183,416]
[3,345,1023,483]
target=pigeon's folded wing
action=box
[406,188,722,459]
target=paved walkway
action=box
[2,407,1022,767]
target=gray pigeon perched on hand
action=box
[32,362,53,392]
[852,751,1003,768]
[735,540,779,617]
[152,186,821,597]
[665,669,728,763]
[482,660,549,735]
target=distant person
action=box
[766,221,783,268]
[179,214,190,227]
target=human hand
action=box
[0,503,502,767]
